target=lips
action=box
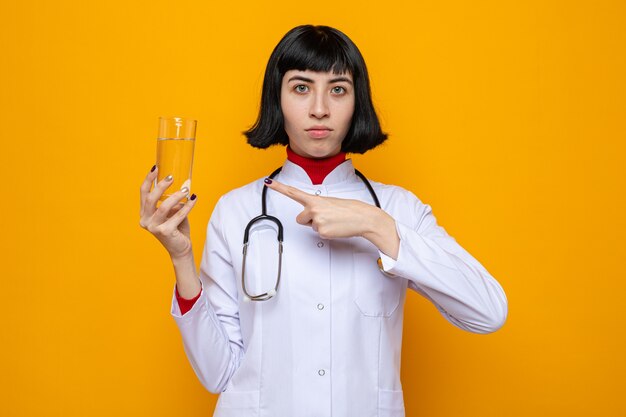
[306,126,332,139]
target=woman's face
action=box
[281,69,355,159]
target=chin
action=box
[308,151,333,159]
[289,136,342,159]
[306,145,341,159]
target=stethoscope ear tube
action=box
[354,169,380,209]
[241,167,283,302]
[261,167,283,215]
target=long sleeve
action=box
[379,192,508,334]
[175,286,201,315]
[170,196,244,393]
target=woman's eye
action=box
[332,86,346,94]
[295,85,309,93]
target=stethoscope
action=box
[241,166,389,302]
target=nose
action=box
[309,91,329,119]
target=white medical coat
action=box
[171,159,508,417]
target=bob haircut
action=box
[244,25,388,154]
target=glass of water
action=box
[155,116,197,202]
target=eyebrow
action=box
[287,75,353,85]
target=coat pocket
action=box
[215,390,260,415]
[353,252,405,317]
[379,389,405,416]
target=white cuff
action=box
[170,281,205,319]
[378,250,397,271]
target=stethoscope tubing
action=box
[241,166,384,302]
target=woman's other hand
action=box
[264,178,399,259]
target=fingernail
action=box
[190,194,197,201]
[180,187,189,194]
[165,175,173,181]
[264,178,273,185]
[150,165,157,172]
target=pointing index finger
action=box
[264,178,314,206]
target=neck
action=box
[286,146,346,185]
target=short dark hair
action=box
[244,25,388,154]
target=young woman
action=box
[140,25,507,417]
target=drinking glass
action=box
[155,117,197,202]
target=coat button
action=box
[318,369,326,376]
[315,190,322,196]
[317,303,324,310]
[317,242,324,248]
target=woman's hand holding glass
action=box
[139,166,197,260]
[139,168,201,299]
[140,166,202,298]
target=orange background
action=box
[1,0,625,416]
